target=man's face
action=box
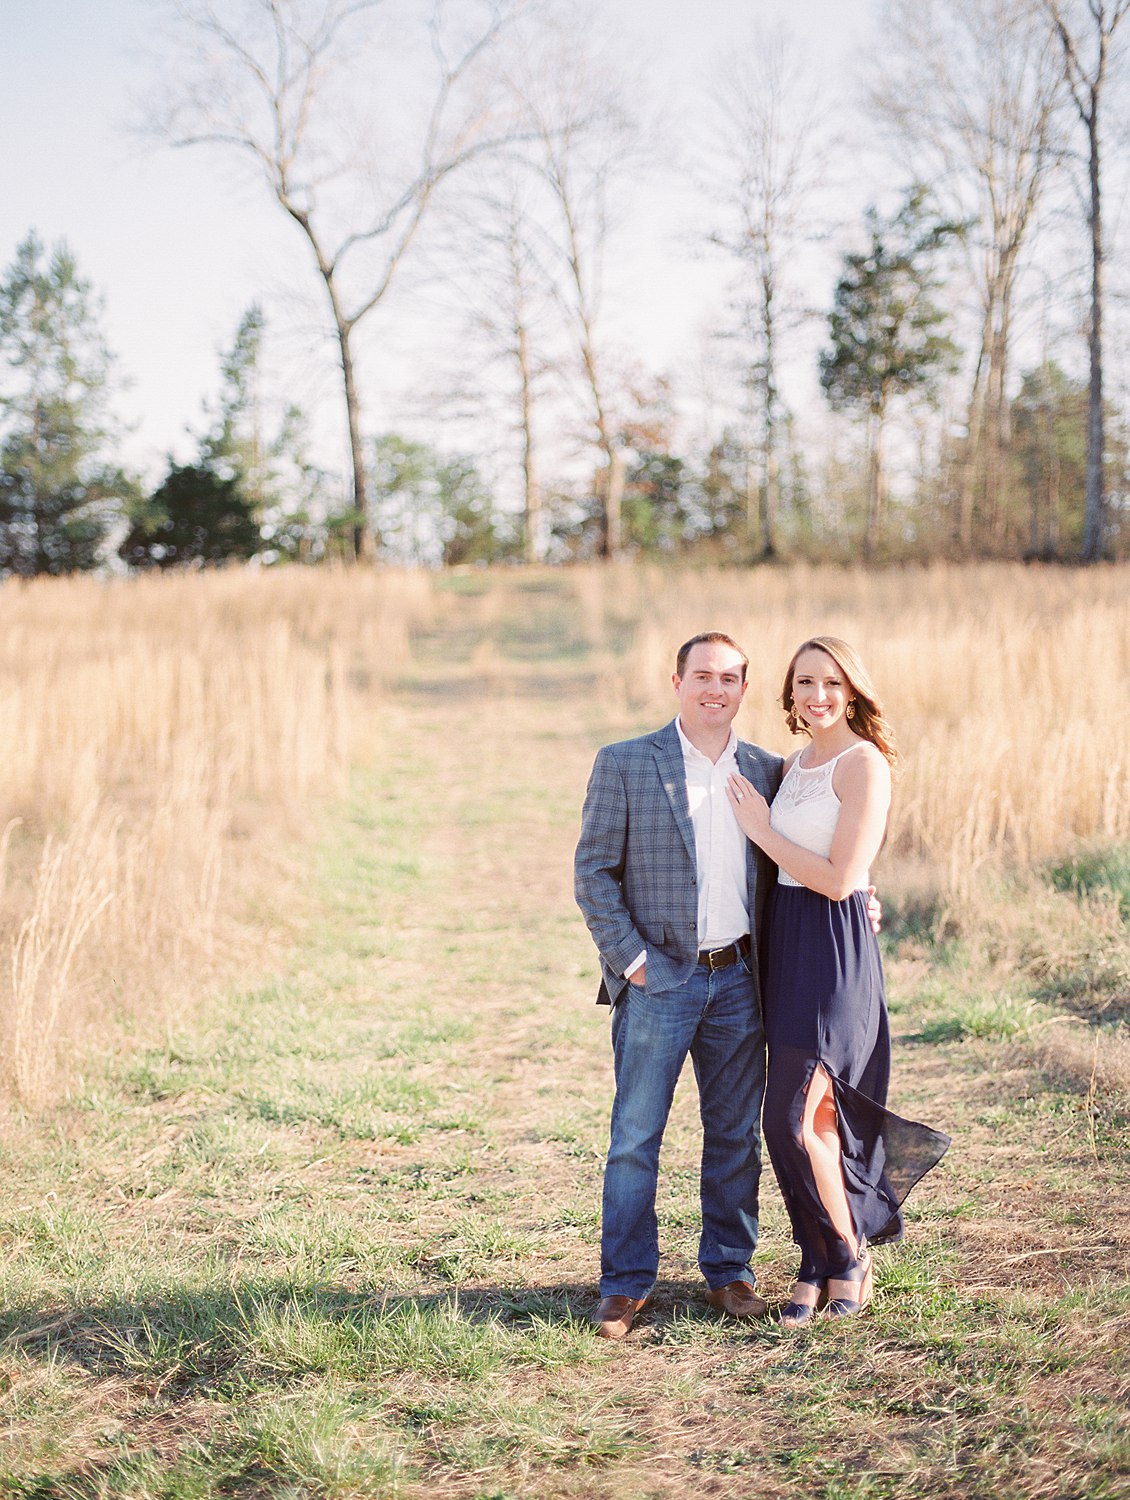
[673,641,747,737]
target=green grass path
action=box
[1,581,1127,1499]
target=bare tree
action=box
[500,189,546,563]
[1043,0,1130,560]
[446,165,556,562]
[146,0,527,561]
[870,0,1063,554]
[704,25,827,559]
[508,21,640,560]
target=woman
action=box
[725,637,949,1326]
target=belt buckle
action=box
[705,945,726,972]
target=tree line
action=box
[2,0,1129,575]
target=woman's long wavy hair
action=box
[781,636,899,767]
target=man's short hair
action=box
[676,632,749,682]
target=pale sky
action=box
[4,0,898,487]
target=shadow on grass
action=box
[0,1279,583,1384]
[2,1280,693,1497]
[0,1275,771,1390]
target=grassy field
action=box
[0,565,1127,1498]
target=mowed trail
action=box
[369,627,625,1298]
[393,598,1125,1304]
[362,594,1127,1494]
[358,600,1122,1500]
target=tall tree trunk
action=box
[957,297,994,553]
[580,329,619,560]
[1047,406,1061,555]
[745,454,758,554]
[864,402,886,563]
[991,273,1015,545]
[1082,107,1106,560]
[986,290,1011,546]
[601,449,624,559]
[335,317,373,563]
[555,172,620,559]
[517,313,540,565]
[297,215,373,564]
[506,218,540,565]
[762,443,779,559]
[1027,441,1040,558]
[31,401,44,578]
[759,268,779,559]
[960,261,1017,554]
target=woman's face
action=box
[791,648,854,732]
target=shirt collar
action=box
[675,717,739,766]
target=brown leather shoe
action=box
[704,1281,769,1320]
[590,1293,652,1339]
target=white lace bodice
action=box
[770,745,869,890]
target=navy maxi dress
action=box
[762,745,950,1281]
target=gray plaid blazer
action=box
[574,718,785,1007]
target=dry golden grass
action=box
[0,560,1126,1108]
[565,561,1130,873]
[0,567,440,1104]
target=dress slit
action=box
[800,1063,859,1257]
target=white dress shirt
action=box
[676,719,750,949]
[624,720,750,977]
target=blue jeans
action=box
[600,956,766,1297]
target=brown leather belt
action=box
[697,934,751,971]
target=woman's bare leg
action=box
[764,1052,868,1319]
[799,1064,858,1261]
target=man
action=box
[574,631,782,1338]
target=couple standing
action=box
[573,631,949,1337]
